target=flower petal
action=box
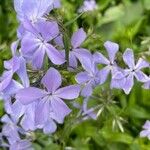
[4,56,20,73]
[104,41,119,63]
[135,58,149,70]
[14,0,24,21]
[99,66,110,84]
[32,45,46,69]
[36,20,59,41]
[75,71,91,84]
[50,97,71,123]
[22,17,38,34]
[41,67,62,93]
[22,0,54,21]
[54,34,64,47]
[93,52,109,65]
[123,48,135,69]
[135,71,149,82]
[143,120,150,129]
[123,73,134,94]
[111,77,126,89]
[21,103,36,131]
[16,57,29,87]
[45,44,65,65]
[11,40,19,56]
[81,83,93,97]
[35,98,50,125]
[143,79,150,89]
[3,80,23,96]
[21,33,40,56]
[111,71,126,89]
[55,85,81,100]
[71,28,86,48]
[11,100,25,120]
[74,48,95,73]
[43,118,57,134]
[69,51,78,69]
[16,87,47,105]
[0,71,13,92]
[140,130,150,138]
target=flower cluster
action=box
[0,0,150,149]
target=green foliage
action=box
[0,0,150,149]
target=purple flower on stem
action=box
[16,67,81,133]
[94,41,120,87]
[21,20,65,69]
[14,0,55,22]
[75,52,100,97]
[140,120,150,139]
[0,56,29,94]
[0,40,29,101]
[121,48,149,94]
[62,28,90,70]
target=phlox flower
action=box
[75,51,100,97]
[0,57,29,96]
[16,67,81,133]
[21,19,65,69]
[94,41,121,88]
[0,40,29,101]
[14,0,58,22]
[121,48,149,94]
[62,28,91,70]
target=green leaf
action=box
[142,0,150,10]
[100,4,124,24]
[100,129,133,144]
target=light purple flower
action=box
[21,20,65,69]
[14,0,56,22]
[94,41,120,87]
[78,0,98,13]
[75,52,100,97]
[140,120,150,139]
[16,67,81,133]
[62,28,90,70]
[0,39,29,95]
[121,48,149,94]
[0,56,29,94]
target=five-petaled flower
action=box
[16,68,81,133]
[121,48,149,94]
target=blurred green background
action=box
[0,0,150,150]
